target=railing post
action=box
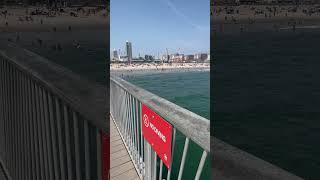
[44,90,54,180]
[22,73,29,180]
[96,129,102,180]
[73,112,81,180]
[31,80,40,180]
[63,105,73,180]
[48,94,59,180]
[55,98,66,180]
[84,120,91,180]
[144,141,152,180]
[194,151,207,180]
[177,138,190,180]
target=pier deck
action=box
[110,119,140,180]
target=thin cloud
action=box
[162,0,208,31]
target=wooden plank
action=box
[110,156,131,169]
[110,161,135,177]
[111,135,121,142]
[110,120,139,180]
[110,149,128,160]
[111,139,123,147]
[110,144,125,154]
[111,169,139,180]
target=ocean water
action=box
[125,72,210,119]
[0,30,108,85]
[213,29,320,179]
[125,72,210,180]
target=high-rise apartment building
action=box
[126,41,132,64]
[112,49,119,61]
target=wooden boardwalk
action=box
[110,119,140,180]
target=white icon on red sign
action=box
[143,114,149,127]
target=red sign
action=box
[142,104,173,169]
[101,131,109,180]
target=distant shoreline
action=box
[110,63,210,76]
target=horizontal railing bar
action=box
[0,42,108,133]
[212,137,303,180]
[110,75,210,152]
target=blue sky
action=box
[110,0,210,58]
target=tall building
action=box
[195,53,208,62]
[145,55,153,61]
[112,49,119,61]
[126,41,132,64]
[184,55,195,62]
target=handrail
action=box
[110,75,210,152]
[212,137,304,180]
[0,42,108,133]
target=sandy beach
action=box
[110,63,210,75]
[0,5,108,32]
[212,5,320,33]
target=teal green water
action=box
[125,72,210,180]
[125,72,210,119]
[214,30,320,179]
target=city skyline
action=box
[111,40,210,59]
[111,0,210,57]
[111,40,210,63]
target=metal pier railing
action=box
[110,75,210,180]
[212,137,304,180]
[0,43,108,180]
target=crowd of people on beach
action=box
[212,4,320,33]
[0,5,108,31]
[5,29,82,52]
[213,5,320,17]
[110,63,210,76]
[0,5,108,52]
